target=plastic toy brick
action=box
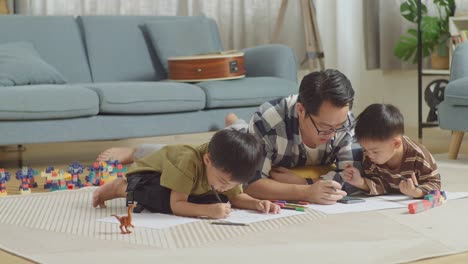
[41,167,71,191]
[408,200,433,214]
[0,168,11,196]
[408,189,446,214]
[16,167,38,194]
[86,160,127,186]
[67,161,84,188]
[440,190,447,200]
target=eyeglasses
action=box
[308,114,351,135]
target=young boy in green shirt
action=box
[93,129,280,219]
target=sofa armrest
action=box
[242,44,297,82]
[443,77,468,106]
[450,42,468,82]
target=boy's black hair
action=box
[355,104,405,141]
[297,69,354,115]
[208,129,262,183]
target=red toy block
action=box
[408,189,446,214]
[408,200,433,214]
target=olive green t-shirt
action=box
[126,143,242,197]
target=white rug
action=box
[0,153,467,264]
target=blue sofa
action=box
[0,15,297,147]
[438,42,468,159]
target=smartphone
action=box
[337,196,365,204]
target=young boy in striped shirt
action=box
[343,104,441,198]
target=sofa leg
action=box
[448,131,465,160]
[17,144,24,168]
[0,145,25,168]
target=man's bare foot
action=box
[96,147,136,164]
[225,113,239,127]
[92,178,128,208]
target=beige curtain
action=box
[14,0,309,67]
[363,0,414,71]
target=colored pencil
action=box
[211,185,223,203]
[285,200,309,205]
[284,203,307,208]
[281,207,305,212]
[270,200,287,204]
[282,204,305,210]
[211,222,248,226]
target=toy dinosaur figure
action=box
[112,204,136,234]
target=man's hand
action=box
[343,164,366,189]
[256,200,281,214]
[399,173,424,198]
[303,180,346,205]
[270,167,307,185]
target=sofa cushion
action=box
[0,16,92,83]
[145,17,222,71]
[443,77,468,106]
[450,42,468,82]
[0,85,99,120]
[0,42,66,87]
[195,77,298,108]
[82,82,206,114]
[77,16,222,82]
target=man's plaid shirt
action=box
[237,95,362,184]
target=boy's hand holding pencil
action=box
[399,173,425,198]
[206,203,232,219]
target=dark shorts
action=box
[126,171,228,214]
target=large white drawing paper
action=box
[307,199,405,214]
[97,212,201,229]
[375,191,468,205]
[221,208,305,224]
[307,191,468,214]
[97,207,304,229]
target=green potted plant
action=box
[394,0,456,69]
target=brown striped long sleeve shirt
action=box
[362,136,441,195]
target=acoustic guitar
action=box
[167,51,245,82]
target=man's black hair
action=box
[298,69,354,115]
[208,129,262,183]
[355,104,405,141]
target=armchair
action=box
[438,42,468,159]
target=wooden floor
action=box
[0,127,467,263]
